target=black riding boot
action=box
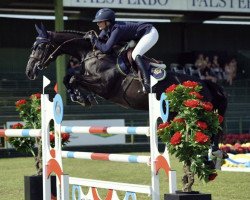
[135,55,150,93]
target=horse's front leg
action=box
[63,75,93,107]
[71,88,92,107]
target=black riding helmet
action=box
[93,8,115,23]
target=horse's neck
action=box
[50,31,89,60]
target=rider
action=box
[91,8,159,93]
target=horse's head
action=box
[26,24,94,80]
[26,24,57,80]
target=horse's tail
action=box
[204,80,228,116]
[205,80,228,147]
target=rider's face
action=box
[97,21,108,31]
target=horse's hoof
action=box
[77,101,92,108]
[205,160,216,170]
[212,150,228,159]
[222,151,229,159]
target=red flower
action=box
[196,121,208,130]
[182,81,198,88]
[158,122,170,129]
[165,84,177,93]
[202,102,213,111]
[30,93,41,99]
[208,172,217,181]
[184,99,199,108]
[49,132,70,144]
[218,115,223,124]
[15,99,27,108]
[170,132,182,145]
[189,91,203,99]
[195,131,210,144]
[61,133,70,142]
[173,118,185,123]
[12,123,24,129]
[50,132,55,142]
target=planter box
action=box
[24,175,57,200]
[165,191,211,200]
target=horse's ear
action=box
[40,23,48,38]
[35,24,42,35]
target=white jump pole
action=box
[41,93,53,200]
[41,75,177,199]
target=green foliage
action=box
[158,81,223,184]
[8,94,41,156]
[7,93,70,175]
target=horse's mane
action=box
[55,30,87,36]
[48,30,89,45]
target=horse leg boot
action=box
[135,55,150,93]
[74,89,92,107]
[66,87,91,107]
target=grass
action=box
[0,153,250,200]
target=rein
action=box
[38,30,98,68]
[42,37,85,66]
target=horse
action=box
[26,24,228,151]
[26,24,227,111]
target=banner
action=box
[63,0,250,13]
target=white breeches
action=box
[132,27,159,60]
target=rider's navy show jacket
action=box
[93,21,153,53]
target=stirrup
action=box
[143,82,150,93]
[137,73,150,94]
[138,82,150,94]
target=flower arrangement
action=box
[158,81,223,192]
[219,133,250,154]
[220,143,250,154]
[222,133,250,145]
[7,93,70,175]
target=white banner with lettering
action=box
[63,0,250,13]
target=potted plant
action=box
[157,81,223,199]
[7,93,70,200]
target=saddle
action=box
[115,41,167,81]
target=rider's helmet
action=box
[93,8,115,23]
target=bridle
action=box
[29,37,55,70]
[30,36,88,71]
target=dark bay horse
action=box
[26,25,227,117]
[25,24,229,165]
